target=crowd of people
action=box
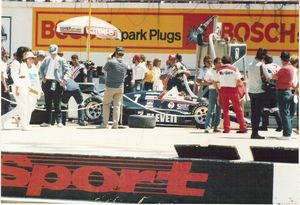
[0,45,188,130]
[1,45,89,129]
[1,45,299,140]
[198,48,298,140]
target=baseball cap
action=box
[133,54,141,61]
[168,54,176,62]
[24,51,36,59]
[36,50,46,57]
[115,47,124,55]
[280,51,290,61]
[49,44,58,55]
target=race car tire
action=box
[84,96,103,123]
[128,115,156,128]
[192,102,208,129]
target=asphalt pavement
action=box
[2,120,299,162]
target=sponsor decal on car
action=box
[167,101,175,109]
[147,113,178,123]
[177,103,190,111]
[146,100,154,108]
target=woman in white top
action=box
[24,51,42,128]
[153,58,163,91]
[1,46,31,130]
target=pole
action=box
[87,0,92,61]
[243,56,248,102]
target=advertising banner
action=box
[2,152,273,203]
[33,7,298,55]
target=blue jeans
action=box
[205,89,221,129]
[276,90,292,136]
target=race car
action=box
[65,85,208,128]
[30,83,248,128]
[121,87,209,128]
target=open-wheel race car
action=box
[30,82,248,128]
[121,87,209,128]
[64,84,209,128]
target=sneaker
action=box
[57,123,64,128]
[213,129,221,133]
[276,136,291,140]
[204,129,210,133]
[275,127,282,132]
[79,121,88,126]
[96,124,109,129]
[236,129,248,133]
[40,123,50,127]
[223,130,230,133]
[251,134,265,139]
[112,126,118,129]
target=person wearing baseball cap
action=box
[273,51,294,139]
[115,47,124,55]
[39,44,71,127]
[96,47,129,129]
[34,50,46,70]
[160,53,191,94]
[132,53,146,91]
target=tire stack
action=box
[128,115,156,128]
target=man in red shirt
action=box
[273,51,294,139]
[216,56,247,134]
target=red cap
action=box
[168,54,176,62]
[133,54,141,62]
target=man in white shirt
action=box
[216,56,247,134]
[197,56,213,98]
[247,48,268,139]
[204,57,221,133]
[132,54,146,91]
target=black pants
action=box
[261,89,282,129]
[249,93,265,135]
[167,78,187,94]
[124,82,133,93]
[61,89,84,125]
[144,82,153,91]
[41,81,63,124]
[62,89,83,105]
[1,82,10,115]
